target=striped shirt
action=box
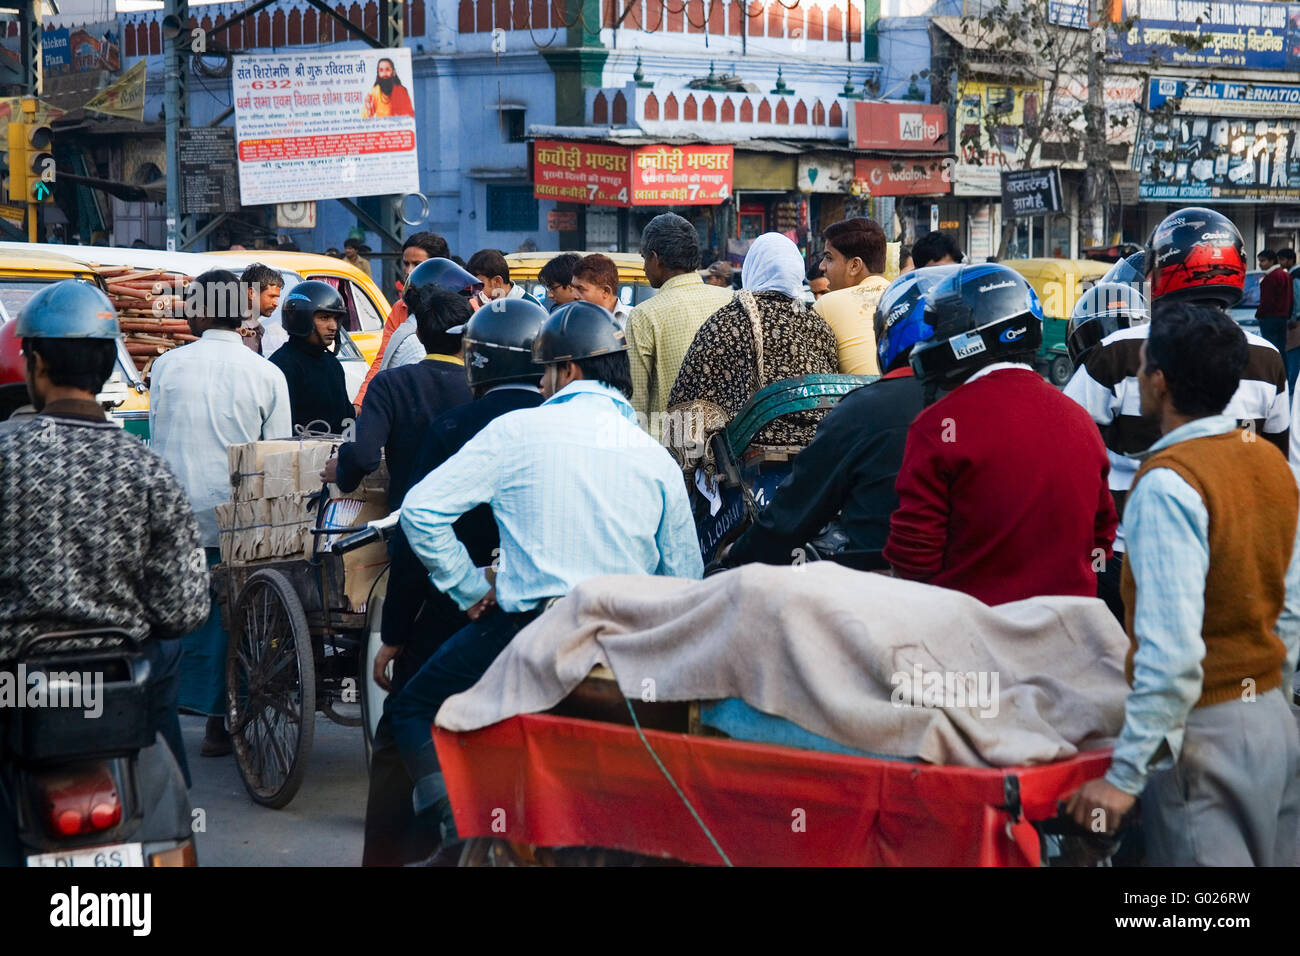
[627,272,733,437]
[1064,323,1289,550]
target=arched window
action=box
[613,92,628,125]
[593,92,609,125]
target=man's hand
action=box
[372,643,402,692]
[466,588,496,621]
[320,457,338,483]
[1065,778,1136,834]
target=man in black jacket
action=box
[324,286,473,506]
[719,267,952,568]
[268,281,355,434]
[361,297,547,867]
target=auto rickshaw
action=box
[1004,258,1110,386]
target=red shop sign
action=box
[850,102,949,152]
[533,140,733,207]
[854,157,953,197]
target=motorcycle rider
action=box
[269,280,356,435]
[378,258,484,375]
[361,297,548,867]
[884,263,1117,604]
[392,300,702,864]
[717,266,954,568]
[1064,208,1289,619]
[0,281,209,798]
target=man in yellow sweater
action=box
[813,217,890,376]
[1068,301,1300,866]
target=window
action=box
[347,280,384,331]
[501,108,526,143]
[486,184,538,232]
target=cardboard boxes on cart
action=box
[216,438,389,612]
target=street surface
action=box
[181,715,367,866]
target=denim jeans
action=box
[390,606,539,813]
[1258,316,1287,359]
[1287,346,1300,397]
[142,637,190,788]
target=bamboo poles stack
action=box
[97,265,194,378]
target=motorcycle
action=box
[1,629,196,867]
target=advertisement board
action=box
[533,141,732,207]
[1001,168,1063,217]
[854,157,952,197]
[850,102,949,152]
[232,49,420,206]
[1136,78,1300,201]
[1110,0,1300,71]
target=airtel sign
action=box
[850,102,949,152]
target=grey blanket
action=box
[435,563,1131,767]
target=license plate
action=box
[27,842,144,868]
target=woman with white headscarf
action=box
[666,233,838,479]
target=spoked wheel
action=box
[359,566,390,769]
[226,569,316,809]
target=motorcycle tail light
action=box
[37,763,121,838]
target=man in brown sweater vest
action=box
[1068,302,1300,865]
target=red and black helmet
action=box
[1144,207,1245,308]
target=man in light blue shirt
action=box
[392,300,702,863]
[1068,303,1300,865]
[150,269,292,755]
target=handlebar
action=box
[331,526,385,554]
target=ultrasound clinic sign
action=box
[1000,168,1063,218]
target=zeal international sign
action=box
[533,140,732,207]
[232,49,420,206]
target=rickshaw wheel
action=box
[226,569,316,809]
[1047,353,1074,387]
[359,566,390,770]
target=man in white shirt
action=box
[150,268,292,755]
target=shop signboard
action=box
[854,157,953,197]
[850,102,948,152]
[1001,167,1063,217]
[232,49,420,206]
[547,210,578,231]
[1110,0,1300,71]
[533,141,732,207]
[1136,78,1300,201]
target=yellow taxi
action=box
[505,251,652,309]
[214,251,391,365]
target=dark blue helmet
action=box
[532,300,627,364]
[1066,281,1149,365]
[281,280,347,338]
[16,280,119,340]
[403,257,482,300]
[874,265,960,373]
[464,298,548,388]
[910,264,1043,387]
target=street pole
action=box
[377,0,403,295]
[21,0,42,242]
[1083,0,1108,249]
[164,0,190,252]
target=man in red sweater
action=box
[884,263,1117,605]
[1257,249,1294,359]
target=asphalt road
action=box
[181,714,368,866]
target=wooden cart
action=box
[213,518,388,809]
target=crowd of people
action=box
[3,201,1300,870]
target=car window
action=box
[0,277,63,320]
[1240,271,1261,309]
[347,280,384,331]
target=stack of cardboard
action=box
[217,439,390,612]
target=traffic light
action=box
[8,118,53,204]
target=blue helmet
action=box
[910,263,1044,387]
[15,280,119,340]
[874,265,960,373]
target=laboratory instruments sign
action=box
[532,140,732,207]
[232,49,419,206]
[1001,168,1063,217]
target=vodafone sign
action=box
[850,102,949,151]
[854,157,951,197]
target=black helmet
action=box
[1144,207,1245,308]
[404,257,482,300]
[1100,249,1145,287]
[532,300,628,364]
[281,280,347,338]
[1066,282,1149,365]
[910,263,1044,387]
[464,298,548,388]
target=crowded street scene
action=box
[2,0,1300,931]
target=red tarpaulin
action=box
[434,714,1113,867]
